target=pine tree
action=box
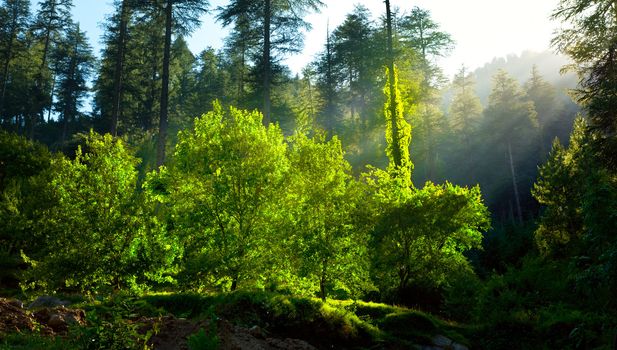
[0,0,30,121]
[552,0,617,166]
[31,0,73,138]
[153,0,208,167]
[52,22,94,146]
[218,0,323,126]
[484,70,538,224]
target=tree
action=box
[448,66,483,181]
[109,0,132,136]
[0,0,30,120]
[384,65,412,180]
[148,103,288,291]
[22,132,177,294]
[369,178,489,298]
[155,0,208,167]
[0,130,50,287]
[217,0,323,126]
[399,6,453,180]
[31,0,73,138]
[483,70,538,224]
[52,22,94,146]
[533,117,617,304]
[286,133,369,300]
[330,5,377,127]
[449,66,482,147]
[552,0,617,166]
[524,65,558,156]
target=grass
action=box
[0,291,471,349]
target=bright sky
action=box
[73,0,560,79]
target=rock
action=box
[430,335,469,350]
[266,338,318,350]
[0,298,35,334]
[249,325,266,339]
[29,296,70,309]
[47,314,67,332]
[7,299,24,309]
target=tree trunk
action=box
[424,111,435,180]
[385,0,401,169]
[111,0,130,136]
[319,259,328,301]
[231,276,238,291]
[262,0,271,126]
[508,142,523,224]
[156,0,173,168]
[0,22,16,119]
[61,41,78,147]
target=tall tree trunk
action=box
[262,0,271,126]
[31,3,56,139]
[325,22,334,131]
[61,43,77,147]
[424,111,435,180]
[0,23,16,119]
[47,74,56,122]
[111,0,130,136]
[156,0,173,168]
[508,142,523,224]
[385,0,401,169]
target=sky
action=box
[72,0,561,79]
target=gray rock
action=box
[28,296,70,309]
[429,335,469,350]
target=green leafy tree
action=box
[148,103,288,291]
[365,64,489,302]
[285,133,370,300]
[22,131,177,294]
[0,131,50,287]
[369,178,489,297]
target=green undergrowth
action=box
[138,291,457,348]
[1,291,469,349]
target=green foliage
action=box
[22,131,178,294]
[368,177,490,297]
[147,102,289,290]
[468,256,616,349]
[187,327,219,350]
[284,132,371,300]
[384,65,412,178]
[75,298,154,350]
[0,131,51,287]
[0,333,76,350]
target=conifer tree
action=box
[0,0,30,120]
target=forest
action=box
[0,0,616,349]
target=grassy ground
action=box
[0,291,469,349]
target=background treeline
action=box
[1,0,617,348]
